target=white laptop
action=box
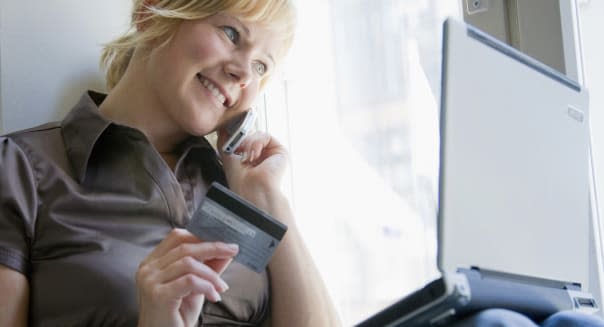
[356,18,595,326]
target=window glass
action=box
[579,0,604,224]
[263,1,460,324]
[578,3,604,307]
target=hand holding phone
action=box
[222,110,256,154]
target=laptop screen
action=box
[438,19,591,288]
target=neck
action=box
[99,53,187,155]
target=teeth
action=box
[217,93,226,104]
[198,75,227,105]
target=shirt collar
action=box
[62,91,221,184]
[61,91,112,184]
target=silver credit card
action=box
[186,182,288,273]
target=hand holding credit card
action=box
[186,182,288,273]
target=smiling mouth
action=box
[196,74,228,106]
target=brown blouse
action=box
[0,91,270,326]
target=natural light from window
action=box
[261,0,460,324]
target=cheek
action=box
[190,33,226,61]
[241,86,260,107]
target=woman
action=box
[0,0,340,326]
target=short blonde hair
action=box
[100,0,296,91]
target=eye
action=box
[253,62,267,76]
[220,26,240,44]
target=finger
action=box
[157,274,223,303]
[143,229,200,263]
[248,135,288,164]
[156,241,239,270]
[238,133,271,163]
[159,256,230,293]
[216,128,229,151]
[205,258,234,275]
[242,138,265,163]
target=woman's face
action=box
[144,12,280,136]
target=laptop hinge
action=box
[462,266,582,290]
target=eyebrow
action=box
[214,12,250,39]
[266,53,276,67]
[230,15,251,39]
[219,12,276,67]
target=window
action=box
[261,0,460,324]
[578,0,604,309]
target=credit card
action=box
[186,182,288,273]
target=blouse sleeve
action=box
[0,136,38,275]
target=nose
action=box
[225,53,253,89]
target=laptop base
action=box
[355,267,598,327]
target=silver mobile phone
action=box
[222,110,256,154]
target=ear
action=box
[134,0,158,32]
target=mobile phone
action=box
[222,110,256,154]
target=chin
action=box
[183,121,217,137]
[182,111,220,136]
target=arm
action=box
[0,137,36,327]
[219,131,341,326]
[259,192,341,327]
[0,266,28,327]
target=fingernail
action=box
[249,150,256,162]
[241,152,248,162]
[219,279,230,292]
[226,243,239,252]
[213,290,222,302]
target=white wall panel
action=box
[0,0,131,133]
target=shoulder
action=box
[1,122,67,180]
[3,121,62,146]
[0,122,62,149]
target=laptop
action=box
[356,18,596,326]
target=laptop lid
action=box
[438,18,590,288]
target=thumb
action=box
[216,128,229,152]
[216,128,242,172]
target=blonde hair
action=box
[100,0,296,91]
